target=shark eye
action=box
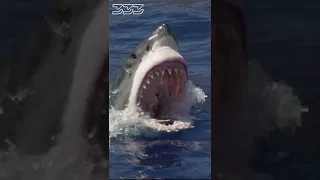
[130,53,137,60]
[146,44,150,51]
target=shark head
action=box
[110,24,189,125]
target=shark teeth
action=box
[143,119,194,132]
[139,67,187,100]
[174,68,178,74]
[142,68,187,88]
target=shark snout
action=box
[150,24,179,52]
[152,24,175,37]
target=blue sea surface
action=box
[108,1,211,179]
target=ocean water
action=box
[108,0,211,179]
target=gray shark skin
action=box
[109,24,188,122]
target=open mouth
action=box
[136,60,188,124]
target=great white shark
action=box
[109,24,192,132]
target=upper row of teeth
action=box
[150,68,185,79]
[141,68,186,89]
[142,68,185,89]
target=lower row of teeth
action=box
[144,120,194,132]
